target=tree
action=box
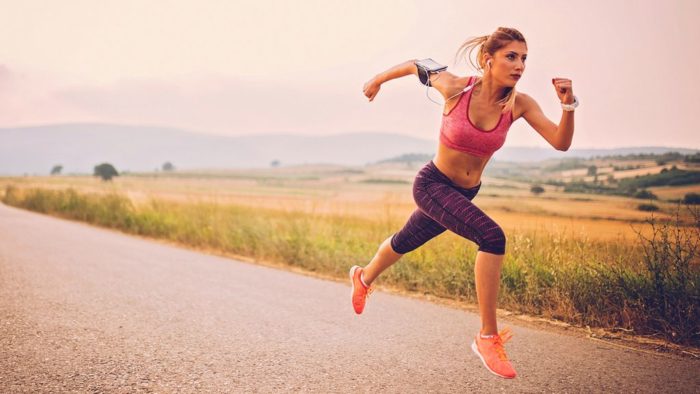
[638,203,659,212]
[530,185,545,195]
[684,193,700,205]
[634,189,658,200]
[685,153,700,163]
[162,162,175,172]
[587,165,598,183]
[93,163,119,181]
[50,165,63,175]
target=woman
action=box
[350,27,576,379]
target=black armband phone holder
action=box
[415,58,447,87]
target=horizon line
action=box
[0,121,698,152]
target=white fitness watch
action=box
[561,95,579,112]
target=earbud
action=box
[487,60,492,68]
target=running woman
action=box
[351,27,577,379]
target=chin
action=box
[499,77,518,87]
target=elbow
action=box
[555,134,571,151]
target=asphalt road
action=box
[1,203,698,393]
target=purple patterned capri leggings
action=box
[390,160,506,255]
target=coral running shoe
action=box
[349,265,373,314]
[471,327,517,379]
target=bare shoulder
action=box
[427,71,469,102]
[514,91,537,120]
[515,91,536,107]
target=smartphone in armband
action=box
[415,58,447,86]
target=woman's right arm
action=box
[376,59,419,84]
[363,59,418,102]
[363,59,460,102]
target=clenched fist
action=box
[363,78,381,102]
[552,78,574,104]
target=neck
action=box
[478,74,508,104]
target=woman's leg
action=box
[413,181,507,335]
[363,208,446,285]
[363,186,506,337]
[365,200,506,335]
[475,251,504,335]
[361,236,402,285]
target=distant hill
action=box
[0,124,435,175]
[0,123,697,175]
[493,146,700,163]
[379,149,700,166]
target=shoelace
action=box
[491,327,514,361]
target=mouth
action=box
[510,74,521,80]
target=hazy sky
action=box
[1,0,698,149]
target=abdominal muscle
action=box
[433,142,490,189]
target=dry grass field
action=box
[648,183,700,200]
[2,163,697,242]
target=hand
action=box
[363,77,381,102]
[552,77,574,104]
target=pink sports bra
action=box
[439,76,513,158]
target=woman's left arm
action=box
[519,78,575,151]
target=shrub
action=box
[684,193,700,205]
[633,189,657,200]
[631,204,700,344]
[638,204,659,212]
[530,185,545,195]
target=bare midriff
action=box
[433,143,491,189]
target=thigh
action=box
[414,182,501,246]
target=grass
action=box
[5,175,688,242]
[3,184,699,347]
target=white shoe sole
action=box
[471,340,516,379]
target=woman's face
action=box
[488,41,527,87]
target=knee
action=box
[389,233,410,255]
[477,225,506,255]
